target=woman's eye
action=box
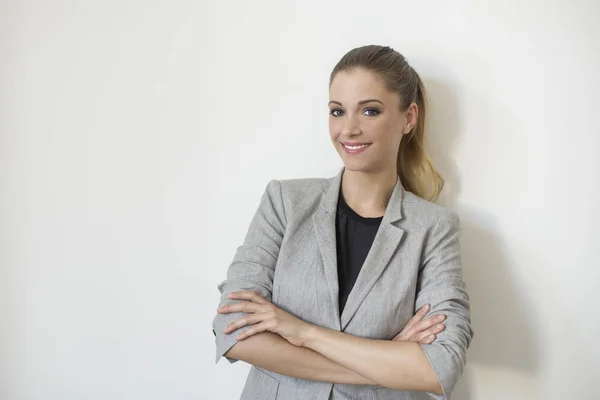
[329,108,379,117]
[364,108,380,116]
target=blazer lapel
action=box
[312,167,344,330]
[340,175,406,331]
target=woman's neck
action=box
[340,167,398,218]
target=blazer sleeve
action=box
[415,211,474,399]
[212,179,287,364]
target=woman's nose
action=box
[341,115,361,136]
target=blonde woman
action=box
[212,45,473,400]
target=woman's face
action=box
[328,68,415,174]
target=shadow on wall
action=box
[423,77,541,399]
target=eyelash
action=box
[329,108,380,117]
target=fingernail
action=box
[424,304,430,310]
[437,314,445,321]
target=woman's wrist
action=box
[299,323,322,348]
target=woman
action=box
[212,45,473,400]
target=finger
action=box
[236,321,271,341]
[419,334,436,345]
[410,304,430,325]
[403,314,445,341]
[402,317,434,340]
[223,313,266,334]
[228,291,270,304]
[400,304,430,335]
[217,301,264,314]
[416,323,446,342]
[415,314,446,334]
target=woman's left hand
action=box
[217,291,312,347]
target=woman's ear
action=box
[402,102,419,134]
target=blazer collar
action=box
[313,166,406,331]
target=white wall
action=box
[2,1,599,399]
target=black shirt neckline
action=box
[338,189,384,226]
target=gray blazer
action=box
[212,167,473,400]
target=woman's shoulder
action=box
[271,176,331,202]
[262,175,332,217]
[401,190,460,228]
[276,176,331,193]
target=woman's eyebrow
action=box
[328,99,384,106]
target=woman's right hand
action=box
[392,304,446,344]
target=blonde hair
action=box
[329,45,444,202]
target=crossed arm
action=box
[225,331,377,385]
[222,310,445,393]
[221,302,446,389]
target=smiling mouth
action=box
[341,142,371,154]
[342,143,371,150]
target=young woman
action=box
[212,45,473,400]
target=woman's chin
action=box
[341,161,374,172]
[341,158,394,174]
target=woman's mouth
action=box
[341,142,371,154]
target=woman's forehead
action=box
[330,71,396,105]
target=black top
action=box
[335,188,383,314]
